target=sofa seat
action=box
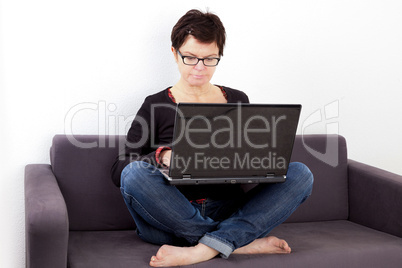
[67,220,402,268]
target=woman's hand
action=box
[160,149,172,167]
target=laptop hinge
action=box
[182,174,191,179]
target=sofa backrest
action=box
[50,134,348,231]
[51,135,135,231]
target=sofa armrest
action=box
[348,159,402,238]
[25,164,69,268]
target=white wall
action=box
[1,0,401,266]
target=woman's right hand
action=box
[160,149,172,167]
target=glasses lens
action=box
[203,58,219,66]
[183,57,199,65]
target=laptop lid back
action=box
[169,103,301,179]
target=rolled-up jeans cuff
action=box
[199,234,234,259]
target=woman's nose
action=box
[194,60,206,70]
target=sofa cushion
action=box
[50,135,135,231]
[286,134,348,222]
[67,221,402,268]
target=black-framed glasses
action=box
[177,50,221,67]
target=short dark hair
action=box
[171,9,226,57]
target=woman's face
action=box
[173,35,220,88]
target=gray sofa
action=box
[25,134,402,268]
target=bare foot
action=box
[149,243,219,267]
[233,236,291,255]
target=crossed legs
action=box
[120,161,313,267]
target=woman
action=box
[111,9,313,267]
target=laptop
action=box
[160,103,301,185]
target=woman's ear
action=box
[172,47,178,63]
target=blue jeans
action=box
[120,161,313,258]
